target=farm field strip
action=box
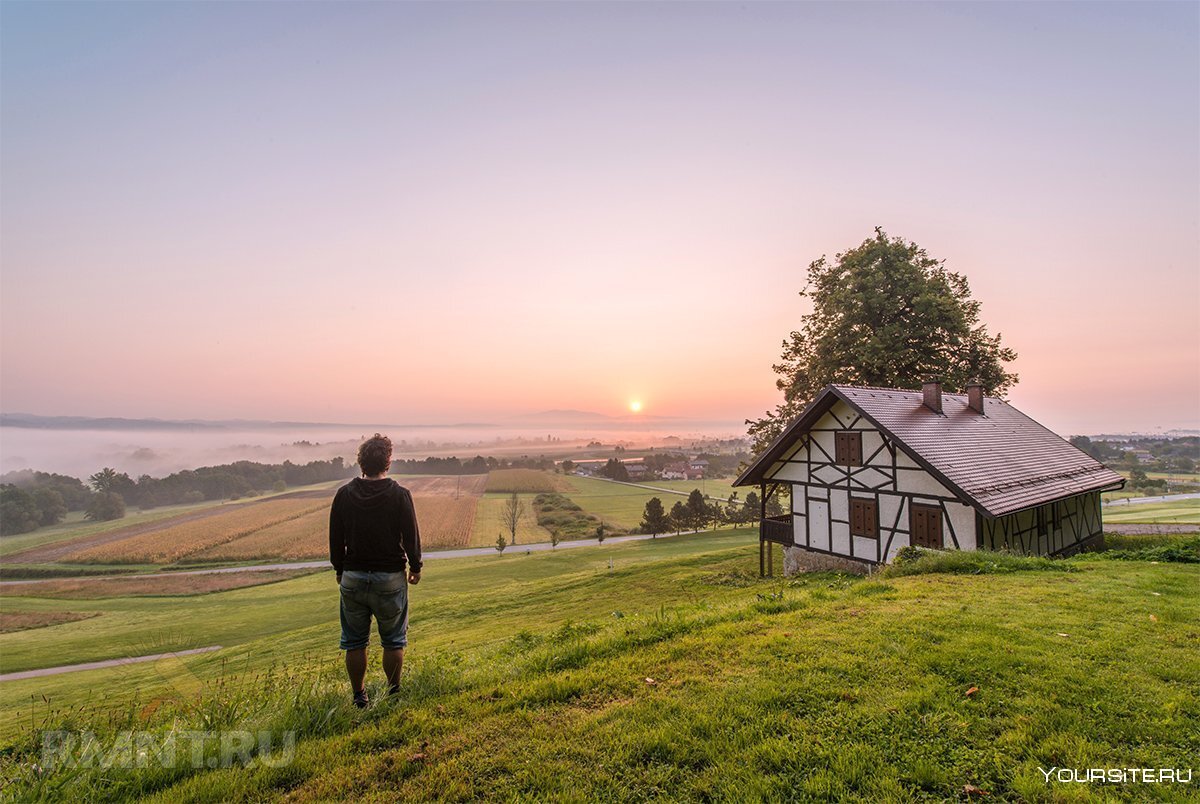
[67,499,329,564]
[181,477,485,559]
[396,475,489,497]
[0,611,99,634]
[485,469,569,494]
[0,569,314,599]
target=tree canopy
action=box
[747,228,1017,452]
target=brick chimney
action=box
[922,377,943,414]
[966,379,985,414]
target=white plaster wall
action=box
[773,461,810,483]
[808,499,830,551]
[896,468,956,499]
[945,502,976,550]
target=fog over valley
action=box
[0,413,747,480]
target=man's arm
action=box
[329,490,345,579]
[399,486,422,580]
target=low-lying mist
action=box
[0,419,745,481]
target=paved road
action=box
[1103,492,1200,506]
[0,528,711,586]
[0,646,223,682]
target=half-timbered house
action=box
[735,380,1125,573]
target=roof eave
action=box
[733,387,840,487]
[978,477,1128,518]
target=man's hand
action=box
[336,572,342,585]
[407,570,421,585]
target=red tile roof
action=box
[735,384,1125,517]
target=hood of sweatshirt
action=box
[343,477,398,510]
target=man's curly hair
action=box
[357,434,393,477]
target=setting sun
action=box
[629,400,643,413]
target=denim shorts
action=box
[338,570,409,650]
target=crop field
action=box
[1103,497,1200,525]
[64,499,330,564]
[398,475,489,497]
[0,569,316,599]
[189,509,329,561]
[484,469,567,494]
[0,503,215,560]
[0,610,98,634]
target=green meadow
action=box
[1,529,1197,802]
[1103,498,1200,525]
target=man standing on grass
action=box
[329,433,422,708]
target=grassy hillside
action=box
[2,532,1196,801]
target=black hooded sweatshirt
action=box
[329,478,422,574]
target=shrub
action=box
[1087,536,1200,564]
[880,548,1076,578]
[84,492,126,522]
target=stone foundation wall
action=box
[783,545,872,576]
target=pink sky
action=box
[2,2,1197,437]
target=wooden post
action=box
[767,541,773,577]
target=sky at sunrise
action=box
[2,1,1198,437]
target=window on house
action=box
[910,503,943,548]
[834,431,863,466]
[850,497,878,538]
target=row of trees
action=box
[638,490,783,536]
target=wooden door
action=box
[910,503,943,548]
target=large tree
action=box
[748,228,1017,452]
[639,497,670,537]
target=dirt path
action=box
[0,646,223,682]
[4,488,337,564]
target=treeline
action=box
[1070,436,1198,473]
[636,490,784,535]
[0,458,352,536]
[389,455,557,475]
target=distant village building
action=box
[1126,448,1155,464]
[736,381,1125,574]
[688,458,710,471]
[662,461,705,481]
[624,462,649,479]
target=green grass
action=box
[469,492,553,547]
[563,475,739,529]
[1103,498,1200,525]
[1,533,1196,801]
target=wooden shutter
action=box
[835,432,863,467]
[850,498,877,538]
[910,503,942,548]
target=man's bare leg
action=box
[345,648,368,695]
[383,647,404,693]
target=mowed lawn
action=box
[2,533,1195,802]
[1104,497,1200,525]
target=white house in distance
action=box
[735,380,1125,574]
